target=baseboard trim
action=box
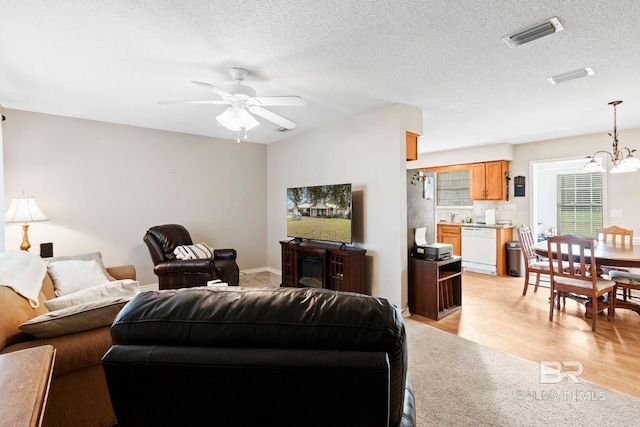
[240,267,281,276]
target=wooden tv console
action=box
[280,240,367,294]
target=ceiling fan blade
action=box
[191,81,235,99]
[158,100,228,105]
[248,106,297,129]
[249,96,306,107]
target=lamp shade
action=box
[216,107,260,132]
[216,108,242,131]
[621,154,640,169]
[583,157,606,172]
[5,195,49,223]
[610,164,637,174]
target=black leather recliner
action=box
[102,287,416,427]
[143,224,239,289]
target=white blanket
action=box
[0,251,47,308]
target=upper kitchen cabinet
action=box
[406,131,419,161]
[470,160,509,200]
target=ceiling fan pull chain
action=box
[236,131,240,143]
[244,128,249,140]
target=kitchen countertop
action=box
[438,222,514,229]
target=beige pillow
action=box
[47,259,112,297]
[19,296,132,339]
[44,279,139,311]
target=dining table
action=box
[532,239,640,315]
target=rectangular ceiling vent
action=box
[547,67,594,84]
[274,127,293,132]
[502,17,564,47]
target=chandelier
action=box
[584,100,640,173]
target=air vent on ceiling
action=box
[547,67,594,84]
[274,127,293,132]
[502,17,564,47]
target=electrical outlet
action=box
[610,209,622,218]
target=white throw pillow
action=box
[46,252,115,281]
[47,259,112,297]
[44,279,139,311]
[19,296,132,339]
[174,243,213,260]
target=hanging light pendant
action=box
[584,100,639,173]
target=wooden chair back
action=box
[547,234,596,285]
[517,225,538,262]
[596,226,633,247]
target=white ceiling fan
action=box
[159,67,305,142]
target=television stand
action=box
[280,240,367,294]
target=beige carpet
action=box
[405,318,640,426]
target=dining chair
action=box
[596,225,634,300]
[547,234,615,332]
[609,271,640,317]
[517,225,551,296]
[596,225,633,247]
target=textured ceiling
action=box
[2,1,640,153]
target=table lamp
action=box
[4,194,49,251]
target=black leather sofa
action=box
[143,224,240,289]
[102,286,416,427]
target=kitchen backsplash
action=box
[438,201,517,225]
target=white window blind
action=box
[557,172,603,238]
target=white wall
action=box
[267,104,422,308]
[3,109,268,285]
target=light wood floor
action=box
[410,271,640,399]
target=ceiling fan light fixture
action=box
[216,108,242,131]
[216,106,260,133]
[236,108,260,130]
[502,16,564,47]
[547,67,594,84]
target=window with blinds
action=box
[557,172,603,238]
[437,170,473,207]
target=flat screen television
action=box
[287,183,352,244]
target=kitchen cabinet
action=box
[495,227,513,276]
[437,224,462,256]
[406,131,419,161]
[470,160,509,200]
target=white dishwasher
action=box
[461,227,497,275]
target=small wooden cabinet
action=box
[280,240,367,294]
[470,160,509,200]
[437,224,462,256]
[406,131,419,161]
[409,256,462,320]
[495,227,514,276]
